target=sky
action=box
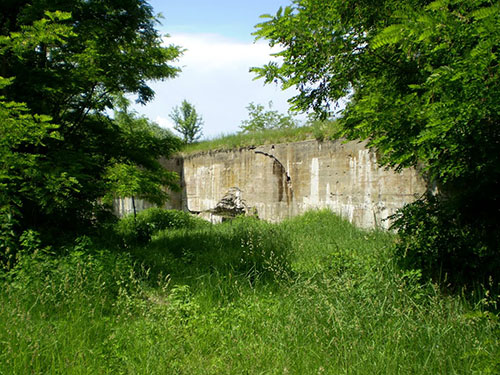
[130,0,301,139]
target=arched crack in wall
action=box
[254,150,293,203]
[254,150,292,183]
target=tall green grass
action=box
[1,210,498,374]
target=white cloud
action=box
[168,33,279,72]
[132,32,303,138]
[155,115,175,131]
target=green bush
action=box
[0,208,18,270]
[115,208,207,245]
[392,197,500,291]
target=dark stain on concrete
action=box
[255,150,293,204]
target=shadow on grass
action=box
[126,217,293,289]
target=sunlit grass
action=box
[1,210,498,374]
[181,121,341,154]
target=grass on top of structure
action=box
[180,120,341,154]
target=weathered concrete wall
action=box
[173,139,426,229]
[115,139,426,229]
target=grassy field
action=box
[1,210,498,374]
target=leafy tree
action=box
[0,1,182,254]
[239,101,298,133]
[0,76,65,267]
[253,0,500,286]
[169,100,204,143]
[104,103,180,219]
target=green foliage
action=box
[104,163,174,207]
[253,0,500,287]
[2,239,142,321]
[307,117,342,142]
[0,11,75,56]
[115,208,207,245]
[0,77,76,265]
[239,101,298,133]
[392,197,500,289]
[169,100,204,143]
[0,80,66,216]
[103,105,181,208]
[1,211,499,374]
[0,1,182,251]
[0,208,17,270]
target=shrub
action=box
[392,197,500,291]
[115,208,206,245]
[0,208,18,270]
